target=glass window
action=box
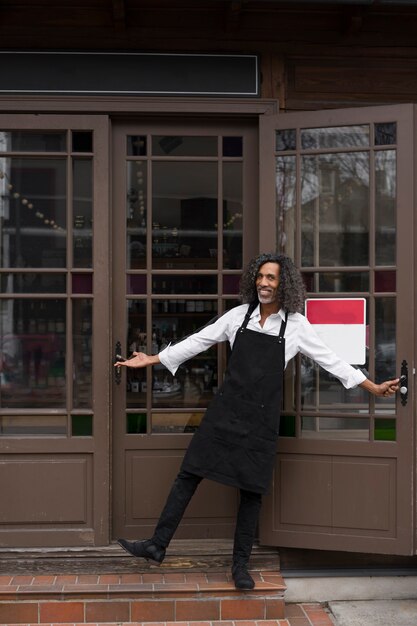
[0,157,67,268]
[375,150,396,266]
[0,415,67,436]
[302,271,369,293]
[301,125,370,150]
[301,153,369,267]
[72,131,93,153]
[126,300,147,409]
[127,412,147,434]
[0,298,66,409]
[152,275,217,294]
[223,136,243,157]
[276,129,296,152]
[71,414,93,436]
[301,416,369,440]
[223,162,243,269]
[375,297,396,410]
[152,162,218,269]
[73,299,92,409]
[153,136,217,157]
[374,123,396,146]
[276,155,296,257]
[152,411,205,434]
[73,159,93,268]
[0,131,66,153]
[0,273,66,293]
[127,136,147,156]
[127,161,147,270]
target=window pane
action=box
[73,299,92,409]
[152,162,217,269]
[0,273,66,293]
[127,161,147,270]
[127,412,147,434]
[279,415,296,437]
[223,162,242,269]
[152,136,217,157]
[0,131,66,153]
[375,297,396,410]
[301,125,370,150]
[72,131,93,153]
[276,156,296,258]
[152,304,218,408]
[375,150,396,266]
[302,271,369,293]
[223,274,240,295]
[223,136,242,157]
[374,418,396,441]
[152,411,204,434]
[276,129,296,152]
[0,415,67,436]
[0,157,67,268]
[0,298,66,408]
[301,153,369,267]
[73,159,93,268]
[127,274,147,294]
[71,414,93,436]
[152,275,217,294]
[72,272,93,294]
[375,270,396,292]
[127,300,147,408]
[301,416,369,440]
[127,136,147,156]
[374,123,396,146]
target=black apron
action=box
[181,304,287,494]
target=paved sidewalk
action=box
[329,599,417,626]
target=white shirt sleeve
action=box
[296,314,366,389]
[158,309,235,375]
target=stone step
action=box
[0,570,286,624]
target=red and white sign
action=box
[305,298,366,364]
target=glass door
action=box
[259,105,415,555]
[0,115,110,546]
[112,119,258,539]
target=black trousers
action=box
[151,470,262,565]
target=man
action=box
[114,253,399,590]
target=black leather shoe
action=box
[117,538,166,564]
[232,564,255,590]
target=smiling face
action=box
[256,262,280,306]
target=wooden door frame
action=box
[259,104,415,555]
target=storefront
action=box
[0,1,416,561]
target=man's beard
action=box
[257,289,276,304]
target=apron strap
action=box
[278,311,288,340]
[239,302,258,332]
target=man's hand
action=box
[360,377,400,397]
[113,352,160,368]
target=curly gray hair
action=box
[239,253,306,313]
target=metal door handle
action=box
[115,340,122,385]
[400,360,408,406]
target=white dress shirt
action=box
[159,303,366,389]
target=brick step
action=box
[0,570,286,624]
[6,622,291,626]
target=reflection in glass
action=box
[301,153,369,267]
[126,161,147,270]
[223,162,243,269]
[223,137,243,157]
[276,156,296,257]
[152,411,204,434]
[276,129,296,152]
[0,131,66,153]
[127,300,147,408]
[72,273,93,294]
[301,416,369,440]
[152,303,218,408]
[0,415,66,436]
[73,299,92,409]
[374,123,396,146]
[153,136,217,157]
[0,298,66,409]
[375,150,396,266]
[301,356,369,412]
[127,136,147,156]
[72,132,93,153]
[223,275,240,295]
[302,272,369,293]
[71,414,93,436]
[375,297,396,408]
[73,159,93,268]
[152,162,218,269]
[301,125,369,150]
[152,275,217,294]
[0,273,66,293]
[0,157,67,268]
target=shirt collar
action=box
[251,304,285,320]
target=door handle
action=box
[115,340,122,385]
[400,360,408,406]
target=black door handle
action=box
[400,360,408,406]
